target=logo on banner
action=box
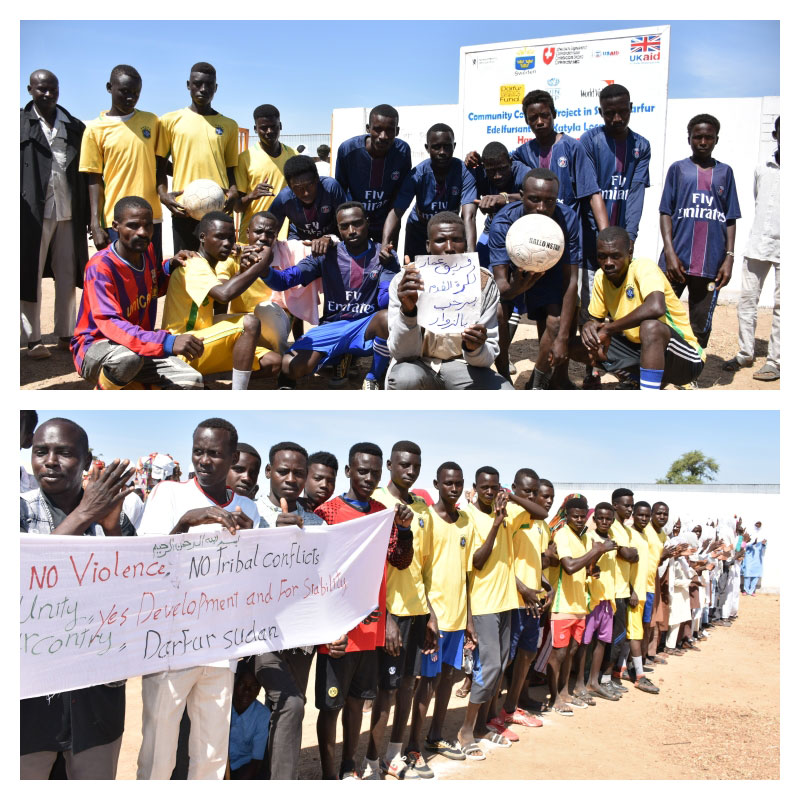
[499,84,525,106]
[547,77,559,86]
[630,34,662,63]
[515,56,535,71]
[543,47,555,65]
[593,49,620,58]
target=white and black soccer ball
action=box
[180,179,226,221]
[505,213,565,272]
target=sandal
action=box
[481,732,512,747]
[553,703,574,716]
[425,738,466,760]
[566,696,588,709]
[753,364,779,381]
[487,718,519,742]
[458,741,486,761]
[574,690,596,706]
[454,679,471,699]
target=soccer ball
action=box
[254,301,291,354]
[180,179,226,220]
[505,213,565,272]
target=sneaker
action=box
[610,675,629,692]
[634,675,660,694]
[677,381,699,390]
[405,750,434,779]
[276,373,296,390]
[339,762,360,781]
[380,754,409,780]
[362,377,380,390]
[328,355,352,387]
[361,761,382,780]
[26,342,50,359]
[500,707,543,728]
[56,337,72,351]
[424,737,466,760]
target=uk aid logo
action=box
[630,34,661,63]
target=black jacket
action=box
[20,101,89,302]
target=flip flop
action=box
[481,732,512,748]
[566,697,588,709]
[459,741,486,761]
[455,683,471,699]
[574,690,596,706]
[553,704,574,716]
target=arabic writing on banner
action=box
[414,253,481,334]
[20,510,394,699]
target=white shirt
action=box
[33,104,72,221]
[20,465,36,493]
[139,478,259,670]
[744,158,780,263]
[315,160,331,177]
[122,491,145,530]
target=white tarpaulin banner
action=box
[414,252,481,334]
[20,510,394,698]
[459,25,670,258]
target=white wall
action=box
[332,97,778,304]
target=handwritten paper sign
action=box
[414,253,481,334]
[20,510,394,698]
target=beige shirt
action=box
[33,105,72,221]
[744,159,779,263]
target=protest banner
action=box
[20,509,394,698]
[413,252,481,334]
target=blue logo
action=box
[419,518,425,528]
[626,287,635,299]
[547,77,560,87]
[460,537,467,548]
[141,126,151,139]
[515,56,535,71]
[215,126,224,135]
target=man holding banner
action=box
[21,417,136,780]
[136,417,260,780]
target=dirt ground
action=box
[21,278,779,390]
[114,592,779,780]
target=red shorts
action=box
[551,617,586,648]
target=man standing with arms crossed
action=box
[157,62,239,251]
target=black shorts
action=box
[602,331,704,387]
[378,613,428,690]
[314,650,378,711]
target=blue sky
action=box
[20,20,779,134]
[22,411,779,493]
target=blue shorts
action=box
[290,314,376,370]
[510,608,540,661]
[522,261,564,321]
[420,629,465,678]
[643,591,655,624]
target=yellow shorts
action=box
[626,602,644,641]
[179,317,269,375]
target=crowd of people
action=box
[20,410,766,780]
[21,63,780,390]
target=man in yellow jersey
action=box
[161,212,282,388]
[157,62,239,251]
[456,467,547,757]
[498,468,550,729]
[547,496,607,715]
[625,501,660,693]
[405,462,475,767]
[234,104,297,242]
[600,488,640,694]
[647,501,677,661]
[576,226,706,389]
[643,500,670,665]
[365,441,434,780]
[582,503,620,701]
[80,65,163,262]
[214,211,292,358]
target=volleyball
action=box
[180,179,226,220]
[505,213,565,272]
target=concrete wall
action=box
[332,97,779,305]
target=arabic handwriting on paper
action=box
[414,253,481,335]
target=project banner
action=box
[20,510,394,698]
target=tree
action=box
[657,450,719,484]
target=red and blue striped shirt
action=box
[71,243,175,372]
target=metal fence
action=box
[280,133,330,155]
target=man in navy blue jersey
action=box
[262,201,398,390]
[268,155,347,255]
[336,104,412,243]
[382,124,478,261]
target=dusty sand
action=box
[114,592,779,780]
[21,278,778,390]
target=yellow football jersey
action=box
[628,526,651,599]
[643,522,665,594]
[512,512,544,607]
[586,530,617,611]
[79,110,161,226]
[551,525,590,615]
[372,487,432,617]
[157,108,239,192]
[609,519,633,599]
[162,256,221,334]
[588,257,704,358]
